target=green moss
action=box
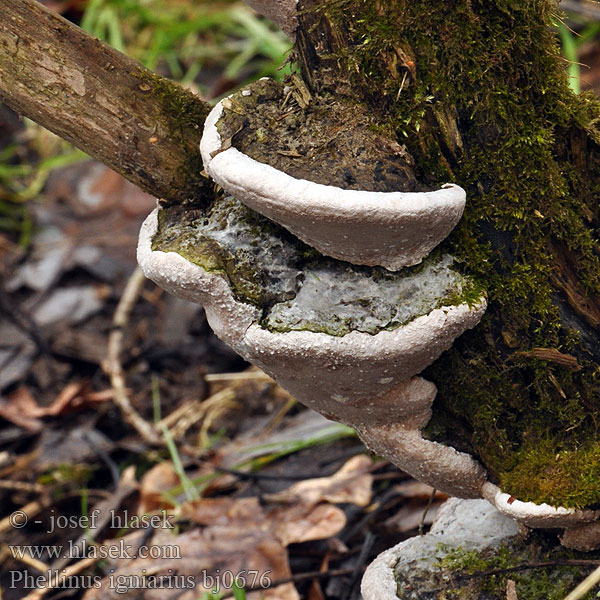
[152,199,281,307]
[415,536,599,600]
[296,0,600,508]
[134,69,209,141]
[499,439,600,508]
[133,69,210,205]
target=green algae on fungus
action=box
[264,254,468,335]
[397,534,600,600]
[215,77,432,192]
[151,196,474,336]
[293,0,600,507]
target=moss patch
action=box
[396,533,599,600]
[133,69,211,206]
[294,0,600,508]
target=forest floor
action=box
[1,1,600,599]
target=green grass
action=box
[79,0,291,90]
[558,21,582,94]
[160,424,200,503]
[0,0,291,242]
[556,13,600,94]
[0,139,86,246]
[200,577,247,599]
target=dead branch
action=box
[102,267,160,445]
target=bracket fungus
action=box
[360,498,600,599]
[200,79,466,271]
[138,190,486,488]
[138,188,599,549]
[137,0,600,556]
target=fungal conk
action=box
[139,188,487,499]
[137,69,599,551]
[200,78,466,271]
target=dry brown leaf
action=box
[85,477,349,599]
[384,502,441,533]
[181,496,347,547]
[180,496,260,526]
[0,387,43,431]
[138,462,180,514]
[266,454,374,507]
[275,503,347,546]
[82,518,299,600]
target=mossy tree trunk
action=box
[294,0,600,508]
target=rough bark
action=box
[0,0,213,204]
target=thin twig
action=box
[21,556,99,600]
[177,389,238,443]
[564,564,600,600]
[1,543,49,573]
[340,486,403,543]
[342,531,375,600]
[0,501,43,534]
[82,431,120,490]
[50,466,138,572]
[0,480,45,494]
[425,560,600,596]
[261,397,297,436]
[419,487,437,536]
[452,560,600,583]
[506,579,518,600]
[204,371,273,382]
[102,267,160,445]
[425,559,600,594]
[159,388,239,441]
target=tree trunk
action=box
[0,0,214,204]
[293,0,600,509]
